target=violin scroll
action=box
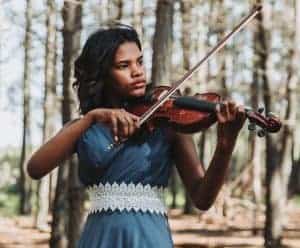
[245,107,282,137]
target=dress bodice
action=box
[76,123,174,187]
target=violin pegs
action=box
[258,107,264,114]
[257,129,266,138]
[248,122,256,131]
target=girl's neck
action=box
[103,85,124,108]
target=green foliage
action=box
[0,185,19,217]
[165,188,185,208]
[0,148,21,216]
[165,170,187,208]
[0,148,20,169]
[292,195,300,207]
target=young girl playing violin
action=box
[27,24,246,248]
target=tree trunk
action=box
[254,2,283,247]
[215,0,228,98]
[274,0,298,231]
[50,1,84,247]
[196,0,211,166]
[250,134,262,235]
[261,0,297,244]
[180,0,195,214]
[115,0,123,20]
[36,0,57,231]
[215,0,231,219]
[19,0,33,215]
[151,0,174,86]
[68,158,85,248]
[195,0,208,92]
[132,0,143,39]
[251,5,263,234]
[99,0,109,24]
[151,0,174,211]
[50,161,69,248]
[49,25,59,214]
[288,0,300,197]
[63,2,85,248]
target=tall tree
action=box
[195,0,208,92]
[50,1,84,247]
[253,3,278,247]
[212,0,231,220]
[63,1,85,247]
[215,0,228,98]
[270,0,298,242]
[48,28,58,212]
[250,60,263,234]
[114,0,123,20]
[197,0,211,168]
[289,0,300,196]
[150,0,174,210]
[19,0,33,215]
[180,0,196,214]
[132,0,143,38]
[36,0,57,231]
[254,1,288,247]
[250,0,264,234]
[151,0,174,86]
[98,0,109,24]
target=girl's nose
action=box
[131,63,144,77]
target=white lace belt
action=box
[87,182,167,215]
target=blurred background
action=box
[0,0,300,247]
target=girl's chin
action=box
[129,88,146,97]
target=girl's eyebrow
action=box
[116,55,143,64]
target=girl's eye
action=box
[138,59,143,65]
[117,64,128,69]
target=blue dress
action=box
[76,123,174,247]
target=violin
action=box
[126,85,281,137]
[123,5,281,138]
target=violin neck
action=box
[173,97,218,113]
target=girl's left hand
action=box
[216,100,246,146]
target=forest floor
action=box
[0,203,300,248]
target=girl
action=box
[27,24,245,247]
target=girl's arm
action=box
[172,101,245,211]
[27,114,94,179]
[27,108,139,180]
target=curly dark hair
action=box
[73,24,142,114]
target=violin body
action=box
[127,86,221,133]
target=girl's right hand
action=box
[87,108,140,142]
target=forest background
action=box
[0,0,300,247]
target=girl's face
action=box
[109,42,146,99]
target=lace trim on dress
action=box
[87,182,167,215]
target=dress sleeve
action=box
[76,123,116,168]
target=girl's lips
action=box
[131,80,146,88]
